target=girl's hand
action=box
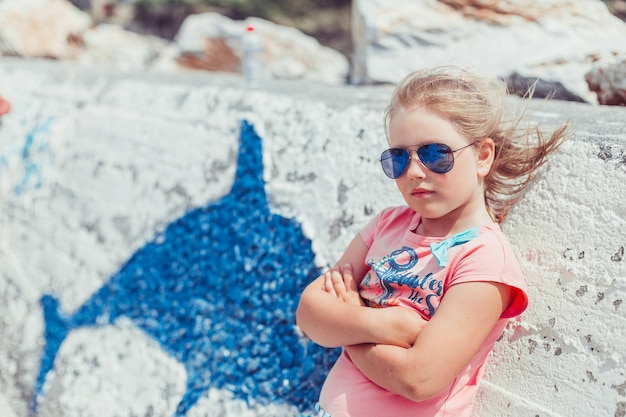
[322,264,426,347]
[322,264,365,307]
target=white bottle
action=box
[241,25,265,87]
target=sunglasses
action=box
[380,142,474,178]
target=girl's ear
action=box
[476,138,495,177]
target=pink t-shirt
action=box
[318,206,528,417]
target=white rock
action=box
[0,0,91,59]
[172,13,350,84]
[353,0,626,102]
[174,12,242,54]
[77,23,169,71]
[585,54,626,105]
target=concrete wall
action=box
[0,58,624,417]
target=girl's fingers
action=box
[341,263,365,306]
[322,265,362,306]
[323,271,337,297]
[342,263,358,291]
[330,269,346,295]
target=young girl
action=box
[296,66,570,417]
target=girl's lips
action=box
[412,188,434,198]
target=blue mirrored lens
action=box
[417,143,454,173]
[380,148,410,179]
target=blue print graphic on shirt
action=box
[365,246,443,317]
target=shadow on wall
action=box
[34,120,340,416]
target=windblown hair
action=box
[384,65,571,223]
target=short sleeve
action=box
[446,227,528,318]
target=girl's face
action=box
[387,106,493,236]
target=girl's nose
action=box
[405,150,427,179]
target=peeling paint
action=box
[576,285,588,297]
[612,381,626,396]
[562,247,587,261]
[584,334,603,354]
[587,371,597,383]
[286,171,316,183]
[337,180,349,205]
[614,299,623,311]
[328,209,354,241]
[597,143,626,172]
[612,247,624,262]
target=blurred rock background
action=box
[0,0,625,104]
[127,0,354,57]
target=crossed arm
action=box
[295,233,514,402]
[295,234,427,349]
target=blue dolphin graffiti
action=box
[35,120,340,416]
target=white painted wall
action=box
[0,58,624,417]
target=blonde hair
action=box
[384,66,571,223]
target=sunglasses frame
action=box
[380,142,475,178]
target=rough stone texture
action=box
[352,0,626,103]
[0,58,624,417]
